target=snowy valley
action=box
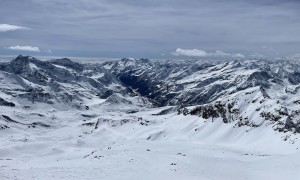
[1,55,300,180]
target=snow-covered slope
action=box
[104,58,300,134]
[1,56,300,180]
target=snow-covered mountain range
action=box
[104,58,300,133]
[1,55,300,179]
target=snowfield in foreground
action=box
[1,56,300,179]
[1,105,300,180]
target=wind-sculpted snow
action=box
[1,56,300,179]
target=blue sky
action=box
[0,0,300,58]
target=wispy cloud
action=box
[6,45,40,52]
[0,24,29,32]
[172,48,245,58]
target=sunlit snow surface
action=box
[1,56,300,180]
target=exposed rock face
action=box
[0,97,15,107]
[50,58,84,72]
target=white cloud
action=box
[233,53,245,58]
[172,48,208,57]
[6,46,40,52]
[171,48,245,58]
[0,24,30,32]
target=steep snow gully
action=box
[1,55,300,179]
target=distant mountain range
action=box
[0,55,300,134]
